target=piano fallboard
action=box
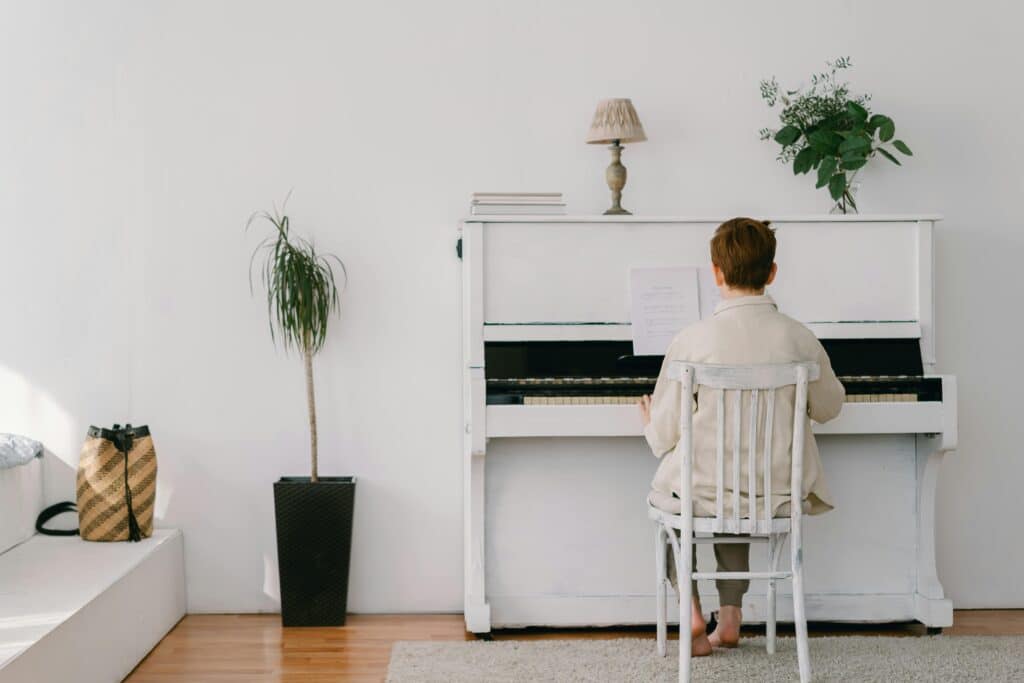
[483,339,939,405]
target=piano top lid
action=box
[464,214,943,224]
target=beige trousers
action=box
[667,535,750,608]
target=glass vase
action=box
[830,173,861,215]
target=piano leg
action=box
[464,364,491,633]
[913,434,954,628]
[464,448,491,633]
[655,524,668,657]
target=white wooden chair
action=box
[648,361,820,683]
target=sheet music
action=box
[698,266,722,319]
[629,267,701,356]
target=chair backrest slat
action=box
[672,361,817,536]
[748,389,758,530]
[715,388,725,533]
[732,389,742,529]
[790,365,809,530]
[762,389,775,531]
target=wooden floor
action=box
[125,611,1024,682]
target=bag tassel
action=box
[119,426,143,543]
[125,485,142,542]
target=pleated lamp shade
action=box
[586,98,647,144]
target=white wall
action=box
[0,3,134,502]
[2,0,1022,612]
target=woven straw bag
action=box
[76,424,157,542]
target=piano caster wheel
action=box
[925,626,943,635]
[474,631,494,641]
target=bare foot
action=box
[690,598,713,657]
[708,606,742,648]
[691,632,713,657]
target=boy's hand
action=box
[638,394,652,426]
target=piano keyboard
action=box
[845,393,918,403]
[488,375,939,405]
[524,396,643,405]
[521,393,920,405]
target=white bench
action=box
[0,456,185,683]
[0,530,185,683]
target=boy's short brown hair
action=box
[710,217,777,290]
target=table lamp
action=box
[586,98,647,215]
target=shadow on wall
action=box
[0,364,78,504]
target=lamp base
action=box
[603,141,632,216]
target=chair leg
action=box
[766,535,777,655]
[679,531,692,683]
[792,540,811,682]
[655,524,667,657]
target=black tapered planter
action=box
[273,476,356,626]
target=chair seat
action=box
[647,490,799,535]
[648,505,792,535]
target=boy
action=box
[638,217,844,656]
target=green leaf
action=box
[867,114,887,132]
[838,135,870,155]
[793,147,817,175]
[878,148,902,165]
[815,117,836,132]
[828,173,847,201]
[808,129,841,154]
[846,101,869,122]
[841,148,867,162]
[774,125,800,146]
[841,157,868,171]
[892,139,913,156]
[248,204,345,357]
[816,157,837,188]
[879,118,895,142]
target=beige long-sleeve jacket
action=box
[644,295,844,516]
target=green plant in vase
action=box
[759,57,913,213]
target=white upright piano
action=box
[460,215,956,634]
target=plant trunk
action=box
[304,349,318,483]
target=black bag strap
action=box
[36,501,79,536]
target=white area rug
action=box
[387,636,1024,682]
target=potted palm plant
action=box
[248,200,354,626]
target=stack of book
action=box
[470,192,566,215]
